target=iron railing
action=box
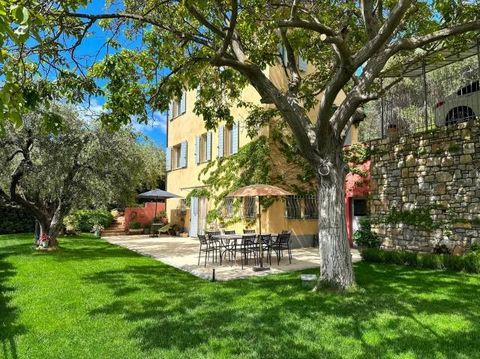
[359,60,480,142]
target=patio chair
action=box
[271,232,292,265]
[205,231,221,261]
[224,230,236,234]
[197,234,216,267]
[236,235,258,269]
[243,229,255,234]
[257,234,272,265]
[205,231,221,239]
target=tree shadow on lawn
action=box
[84,260,480,358]
[0,254,27,359]
[49,237,142,262]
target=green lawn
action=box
[1,234,480,359]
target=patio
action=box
[103,235,361,281]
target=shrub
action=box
[443,254,465,272]
[64,209,114,233]
[470,241,480,252]
[0,201,35,234]
[129,221,142,229]
[464,252,480,273]
[361,248,480,273]
[417,253,444,270]
[353,218,380,248]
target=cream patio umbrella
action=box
[227,184,294,269]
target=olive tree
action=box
[0,107,165,247]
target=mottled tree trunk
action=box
[315,143,355,291]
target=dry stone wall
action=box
[368,121,480,254]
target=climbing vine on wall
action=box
[373,205,480,235]
[196,123,318,225]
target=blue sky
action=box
[74,1,167,148]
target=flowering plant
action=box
[39,234,50,242]
[92,224,104,233]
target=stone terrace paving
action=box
[103,235,361,281]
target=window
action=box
[457,80,479,96]
[167,90,187,120]
[218,122,239,158]
[195,132,211,164]
[304,194,318,219]
[169,141,187,170]
[224,125,232,156]
[353,199,368,216]
[223,198,234,218]
[278,46,307,71]
[243,197,257,219]
[172,144,182,169]
[285,196,301,219]
[199,133,208,162]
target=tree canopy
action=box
[0,106,165,245]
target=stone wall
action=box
[368,121,480,254]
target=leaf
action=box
[13,5,29,25]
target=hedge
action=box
[0,202,35,234]
[361,248,480,273]
[64,209,114,232]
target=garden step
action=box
[102,230,126,236]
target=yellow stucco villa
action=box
[165,63,361,248]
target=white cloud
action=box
[77,98,106,121]
[133,111,167,135]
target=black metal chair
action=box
[197,234,216,267]
[243,229,255,234]
[257,234,272,265]
[205,231,222,262]
[236,235,258,269]
[224,230,236,234]
[271,232,292,265]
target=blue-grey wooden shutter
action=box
[165,147,172,171]
[180,141,187,168]
[298,56,307,71]
[180,91,186,114]
[232,121,239,154]
[194,136,200,164]
[206,131,212,161]
[218,126,224,158]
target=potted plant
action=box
[92,224,104,238]
[387,123,398,138]
[128,221,144,235]
[39,234,50,248]
[154,210,168,224]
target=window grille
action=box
[285,195,301,219]
[243,197,257,219]
[304,194,318,219]
[223,198,234,218]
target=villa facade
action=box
[165,64,365,248]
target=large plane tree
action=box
[3,0,479,288]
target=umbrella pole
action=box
[253,196,269,271]
[258,197,264,268]
[258,197,261,235]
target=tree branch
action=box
[354,0,414,67]
[391,19,480,54]
[184,2,225,38]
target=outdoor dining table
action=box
[211,233,278,266]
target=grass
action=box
[1,234,480,359]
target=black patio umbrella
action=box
[137,189,182,220]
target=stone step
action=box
[102,230,126,236]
